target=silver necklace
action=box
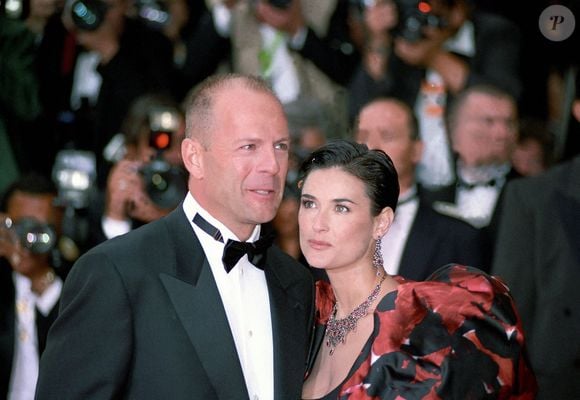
[325,273,386,355]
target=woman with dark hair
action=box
[298,139,537,399]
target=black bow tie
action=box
[456,177,500,190]
[192,213,273,273]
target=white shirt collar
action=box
[444,20,475,57]
[182,192,261,243]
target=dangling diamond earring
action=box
[373,238,383,274]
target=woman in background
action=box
[298,139,536,399]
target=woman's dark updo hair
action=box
[298,139,399,216]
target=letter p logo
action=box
[540,5,575,41]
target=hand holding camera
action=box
[391,0,464,68]
[0,214,58,289]
[105,159,168,223]
[393,23,450,67]
[105,106,187,223]
[0,215,22,268]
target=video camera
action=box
[0,216,57,255]
[139,108,187,209]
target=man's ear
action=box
[181,138,204,179]
[375,206,395,239]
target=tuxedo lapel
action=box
[399,204,437,281]
[265,253,310,400]
[159,209,248,400]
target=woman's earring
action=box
[373,238,383,272]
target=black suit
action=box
[0,261,59,398]
[398,199,487,280]
[421,166,522,268]
[35,206,314,399]
[491,156,580,399]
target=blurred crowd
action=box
[1,0,580,399]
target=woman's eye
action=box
[336,205,349,213]
[301,200,315,209]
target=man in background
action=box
[0,174,64,400]
[355,97,486,279]
[491,73,580,400]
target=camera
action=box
[392,0,446,42]
[51,150,96,261]
[52,150,96,210]
[134,0,170,31]
[69,0,108,31]
[1,216,57,254]
[139,108,187,209]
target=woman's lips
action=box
[308,239,331,250]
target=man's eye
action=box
[275,142,289,151]
[301,200,315,209]
[241,144,256,150]
[336,205,349,213]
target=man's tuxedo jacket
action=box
[35,207,314,399]
[397,200,487,280]
[492,156,580,399]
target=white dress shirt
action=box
[454,163,509,228]
[381,188,420,276]
[415,21,475,189]
[183,193,274,400]
[211,4,300,105]
[8,272,62,400]
[70,51,101,111]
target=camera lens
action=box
[14,218,57,254]
[141,159,187,209]
[70,0,108,31]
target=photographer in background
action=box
[208,0,356,137]
[89,93,187,245]
[0,173,64,400]
[348,0,522,190]
[34,0,178,187]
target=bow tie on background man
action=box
[456,177,501,190]
[193,214,273,272]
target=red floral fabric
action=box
[312,265,538,399]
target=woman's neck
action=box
[327,266,385,318]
